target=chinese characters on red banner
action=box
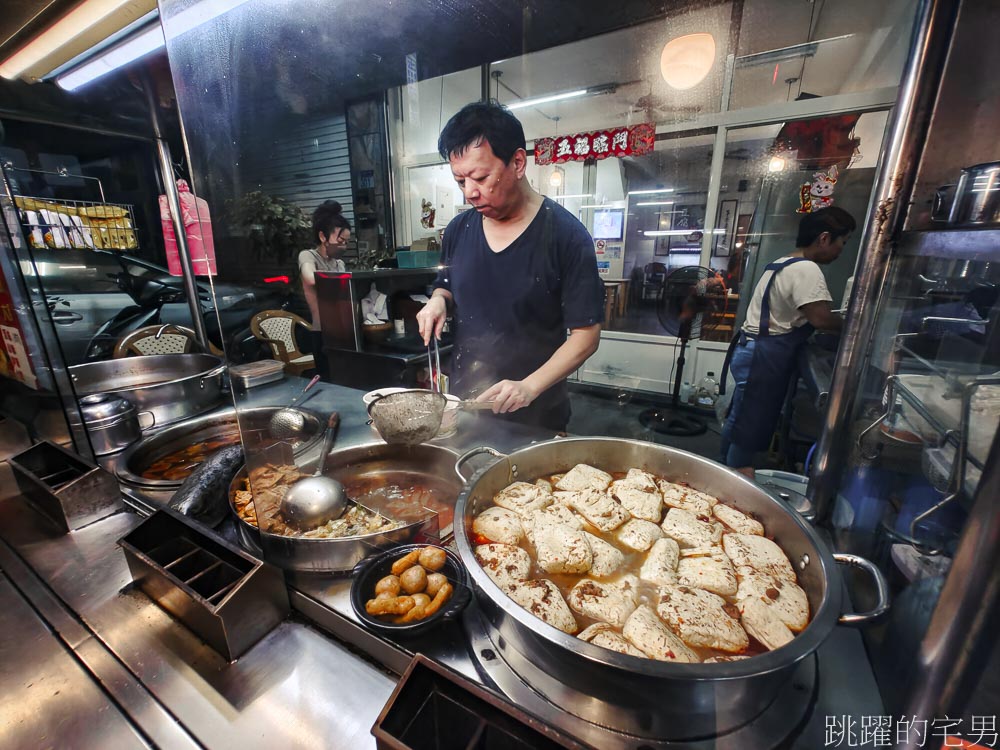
[534,123,656,165]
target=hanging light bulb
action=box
[549,166,565,188]
[768,155,786,173]
[660,33,716,91]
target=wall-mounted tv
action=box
[592,209,624,240]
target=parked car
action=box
[22,247,299,364]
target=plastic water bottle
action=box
[696,372,718,407]
[679,381,693,404]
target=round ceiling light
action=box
[660,33,716,91]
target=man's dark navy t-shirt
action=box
[433,197,604,430]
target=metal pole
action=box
[807,0,961,522]
[141,74,211,351]
[900,431,1000,747]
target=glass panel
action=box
[394,67,482,159]
[493,3,733,137]
[730,0,918,110]
[597,134,715,336]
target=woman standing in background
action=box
[298,200,351,381]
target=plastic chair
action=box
[250,310,315,376]
[113,324,223,358]
[641,262,668,301]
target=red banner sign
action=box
[534,123,655,165]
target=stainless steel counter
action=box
[1,376,885,749]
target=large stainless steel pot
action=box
[117,406,323,493]
[229,442,462,573]
[70,353,226,429]
[453,438,889,741]
[945,161,1000,226]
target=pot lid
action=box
[80,393,135,421]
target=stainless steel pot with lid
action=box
[79,393,140,456]
[69,353,226,429]
[934,161,1000,226]
[452,438,890,741]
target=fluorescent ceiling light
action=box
[550,193,593,200]
[628,188,674,196]
[644,229,725,236]
[57,24,164,91]
[508,89,588,110]
[55,0,252,91]
[0,0,156,80]
[734,34,854,69]
[635,201,675,207]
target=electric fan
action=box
[638,266,728,436]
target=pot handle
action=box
[834,553,891,625]
[454,446,506,482]
[137,410,155,430]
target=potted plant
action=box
[227,191,312,265]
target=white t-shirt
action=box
[298,249,346,330]
[742,256,832,336]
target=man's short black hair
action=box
[438,100,526,164]
[796,206,857,247]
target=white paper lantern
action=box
[660,33,716,91]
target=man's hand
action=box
[477,380,539,414]
[416,294,448,345]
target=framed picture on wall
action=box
[713,199,739,257]
[666,204,705,253]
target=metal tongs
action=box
[426,337,442,393]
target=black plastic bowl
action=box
[350,544,471,636]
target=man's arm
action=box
[799,301,842,332]
[478,323,601,414]
[417,287,454,344]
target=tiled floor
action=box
[567,385,723,461]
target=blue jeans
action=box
[719,340,757,469]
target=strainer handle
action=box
[454,446,506,481]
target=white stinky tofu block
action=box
[473,507,524,546]
[713,503,764,536]
[656,583,749,653]
[722,534,797,583]
[739,597,795,651]
[623,468,660,493]
[583,531,625,578]
[735,567,809,632]
[567,488,631,531]
[623,605,699,663]
[677,549,738,597]
[493,482,553,515]
[657,480,718,515]
[609,480,663,523]
[578,622,645,657]
[615,518,663,552]
[533,522,593,575]
[568,574,640,628]
[660,507,724,549]
[555,464,614,492]
[508,579,578,634]
[521,503,585,546]
[640,538,681,586]
[475,544,531,593]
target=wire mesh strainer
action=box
[367,389,447,445]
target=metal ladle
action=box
[269,374,321,440]
[280,412,347,529]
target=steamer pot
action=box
[453,438,889,741]
[69,353,226,430]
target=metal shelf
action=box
[897,228,1000,261]
[14,194,140,253]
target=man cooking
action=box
[416,101,605,432]
[719,206,856,476]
